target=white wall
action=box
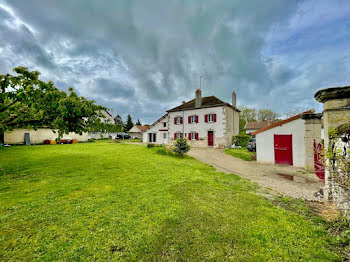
[5,129,88,144]
[143,115,169,144]
[256,118,306,168]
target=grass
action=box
[225,147,254,161]
[0,142,344,261]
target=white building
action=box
[143,89,240,148]
[252,111,322,171]
[128,125,149,139]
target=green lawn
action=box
[225,148,254,161]
[0,142,342,261]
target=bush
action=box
[173,138,190,157]
[88,139,95,143]
[232,134,251,147]
[147,144,155,148]
[156,148,167,155]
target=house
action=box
[128,125,149,139]
[100,110,115,124]
[251,110,322,171]
[143,89,240,148]
[244,121,273,135]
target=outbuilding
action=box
[251,111,322,171]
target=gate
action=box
[313,139,325,181]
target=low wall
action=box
[88,132,120,139]
[4,128,88,144]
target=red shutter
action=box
[213,114,217,122]
[174,117,176,124]
[196,115,198,123]
[188,133,191,140]
[188,116,191,123]
[205,115,208,123]
[180,117,183,124]
[195,133,199,140]
[174,133,177,140]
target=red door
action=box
[274,135,293,165]
[208,131,214,146]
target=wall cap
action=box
[315,86,350,103]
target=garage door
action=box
[274,134,293,165]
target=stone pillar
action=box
[315,86,350,199]
[301,113,322,172]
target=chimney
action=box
[232,91,237,108]
[195,89,202,108]
[182,101,186,104]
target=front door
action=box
[162,133,168,144]
[274,134,293,165]
[208,131,214,146]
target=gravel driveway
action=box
[188,148,323,200]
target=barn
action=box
[251,111,322,171]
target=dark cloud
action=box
[1,0,350,123]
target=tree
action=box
[114,114,124,126]
[238,106,257,132]
[257,108,279,122]
[173,137,190,157]
[135,119,141,125]
[0,66,105,142]
[284,106,311,118]
[124,114,134,131]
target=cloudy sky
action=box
[1,0,350,123]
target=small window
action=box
[190,116,196,123]
[176,118,181,125]
[104,119,109,124]
[208,114,214,122]
[176,133,182,139]
[163,133,167,139]
[163,122,166,128]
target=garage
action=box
[251,111,322,171]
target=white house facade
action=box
[143,89,240,148]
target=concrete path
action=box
[188,148,323,200]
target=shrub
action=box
[88,138,95,143]
[232,134,251,147]
[156,148,167,155]
[173,138,190,157]
[147,144,155,148]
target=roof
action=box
[148,114,168,130]
[244,121,273,130]
[134,125,149,132]
[251,110,314,135]
[167,96,240,112]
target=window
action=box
[174,132,182,139]
[104,119,109,124]
[163,133,167,139]
[148,133,156,143]
[189,132,198,141]
[174,117,183,125]
[188,115,198,123]
[205,114,217,123]
[163,122,166,128]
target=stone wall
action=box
[315,86,350,218]
[4,128,88,144]
[303,117,322,172]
